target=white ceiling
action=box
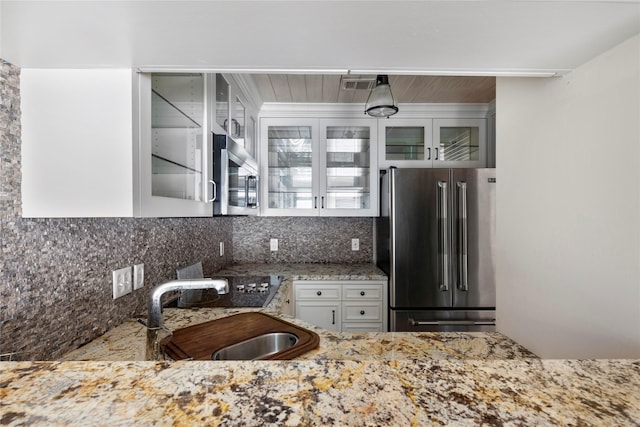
[1,1,639,74]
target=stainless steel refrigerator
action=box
[375,167,496,332]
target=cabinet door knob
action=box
[317,291,322,296]
[360,291,365,296]
[285,299,290,304]
[360,310,365,315]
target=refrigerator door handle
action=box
[409,319,496,326]
[457,181,469,291]
[438,181,449,291]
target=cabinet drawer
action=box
[343,302,382,321]
[295,285,341,300]
[343,284,384,300]
[342,323,384,332]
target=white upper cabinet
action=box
[136,72,260,217]
[378,106,490,169]
[432,118,487,169]
[212,74,258,157]
[262,118,318,216]
[378,118,434,168]
[212,73,230,135]
[261,116,378,217]
[135,72,213,217]
[21,69,135,218]
[20,69,260,218]
[320,119,378,216]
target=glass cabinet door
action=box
[246,116,256,157]
[321,122,374,213]
[378,119,433,168]
[432,118,486,168]
[232,96,246,145]
[264,120,318,214]
[215,74,229,134]
[150,73,205,200]
[136,72,212,217]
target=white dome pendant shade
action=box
[364,75,398,117]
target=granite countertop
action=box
[2,359,638,425]
[60,262,533,362]
[2,263,640,425]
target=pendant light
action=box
[364,75,398,117]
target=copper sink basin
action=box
[161,312,320,361]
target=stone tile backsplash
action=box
[0,59,375,360]
[232,216,373,264]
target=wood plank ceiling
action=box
[251,75,496,104]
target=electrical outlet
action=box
[351,238,360,251]
[112,266,132,299]
[220,241,225,257]
[270,238,278,251]
[133,263,144,290]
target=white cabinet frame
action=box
[378,118,434,169]
[261,117,379,217]
[260,117,320,216]
[134,72,214,217]
[293,280,388,332]
[432,118,487,169]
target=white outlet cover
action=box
[220,241,225,257]
[270,238,278,251]
[112,266,132,299]
[351,238,360,251]
[133,263,144,290]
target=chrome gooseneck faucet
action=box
[146,278,229,360]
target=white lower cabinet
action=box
[293,280,388,332]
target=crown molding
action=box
[259,102,494,119]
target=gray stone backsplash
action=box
[232,216,373,264]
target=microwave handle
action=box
[246,175,258,208]
[255,176,260,207]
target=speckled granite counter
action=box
[2,359,639,425]
[60,308,536,362]
[3,263,640,425]
[60,263,534,362]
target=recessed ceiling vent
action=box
[340,75,377,91]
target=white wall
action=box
[0,1,3,59]
[496,34,640,358]
[21,69,133,217]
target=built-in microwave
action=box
[212,133,259,215]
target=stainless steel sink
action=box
[161,312,319,361]
[211,332,299,360]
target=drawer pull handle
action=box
[332,310,335,325]
[360,310,365,315]
[360,291,365,296]
[317,291,322,296]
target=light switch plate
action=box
[351,238,360,251]
[270,238,278,251]
[133,263,144,290]
[112,266,132,299]
[220,241,225,257]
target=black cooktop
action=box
[167,275,283,308]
